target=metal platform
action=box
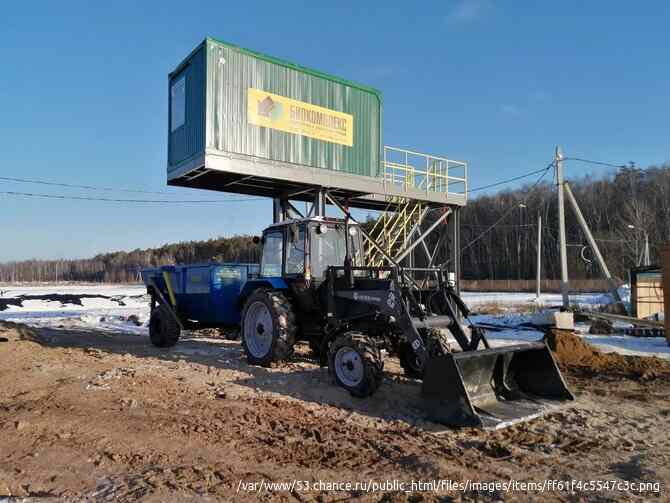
[168,146,468,211]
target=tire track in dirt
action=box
[1,321,668,501]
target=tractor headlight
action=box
[318,223,328,234]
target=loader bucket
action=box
[421,342,574,429]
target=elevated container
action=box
[166,38,468,209]
[168,39,382,193]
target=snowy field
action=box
[1,283,667,360]
[461,289,624,308]
[0,284,149,336]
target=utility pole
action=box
[536,211,542,299]
[517,203,526,279]
[644,233,650,266]
[627,224,651,267]
[564,183,623,305]
[556,146,570,309]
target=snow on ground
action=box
[0,283,667,359]
[462,290,619,308]
[466,312,670,360]
[462,284,631,313]
[0,284,146,298]
[0,284,149,335]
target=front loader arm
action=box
[334,285,431,366]
[437,286,490,351]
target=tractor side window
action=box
[286,225,306,275]
[260,231,283,277]
[348,226,363,267]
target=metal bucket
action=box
[421,342,574,429]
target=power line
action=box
[0,190,260,204]
[459,164,553,253]
[463,223,539,229]
[0,175,247,198]
[563,157,630,169]
[467,162,555,194]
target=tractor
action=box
[143,215,574,428]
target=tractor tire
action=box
[425,328,452,358]
[149,304,181,348]
[398,328,450,380]
[241,290,296,366]
[328,332,383,398]
[398,342,423,379]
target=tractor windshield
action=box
[310,224,362,278]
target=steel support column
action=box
[453,207,461,295]
[564,182,623,305]
[394,209,451,263]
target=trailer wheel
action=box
[398,328,450,380]
[328,332,383,397]
[241,290,296,366]
[149,304,181,348]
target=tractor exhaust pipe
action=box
[343,208,354,289]
[421,342,574,429]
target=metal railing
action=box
[382,146,468,202]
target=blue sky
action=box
[1,0,668,261]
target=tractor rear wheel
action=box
[149,304,181,348]
[241,290,296,366]
[328,332,383,397]
[398,328,450,379]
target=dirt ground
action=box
[1,321,668,502]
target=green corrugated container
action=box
[168,38,383,183]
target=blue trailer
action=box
[141,263,260,341]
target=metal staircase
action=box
[365,197,426,267]
[364,147,465,267]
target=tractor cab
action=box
[259,217,364,283]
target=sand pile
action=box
[544,329,669,380]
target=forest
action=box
[1,164,666,284]
[459,164,665,281]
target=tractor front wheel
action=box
[398,328,451,380]
[328,332,383,397]
[241,290,296,366]
[398,342,423,379]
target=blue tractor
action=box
[143,215,573,428]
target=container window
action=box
[170,75,186,132]
[186,267,210,294]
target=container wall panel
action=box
[203,39,382,177]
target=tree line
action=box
[0,236,260,283]
[0,164,667,283]
[458,165,667,281]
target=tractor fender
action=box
[238,278,289,308]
